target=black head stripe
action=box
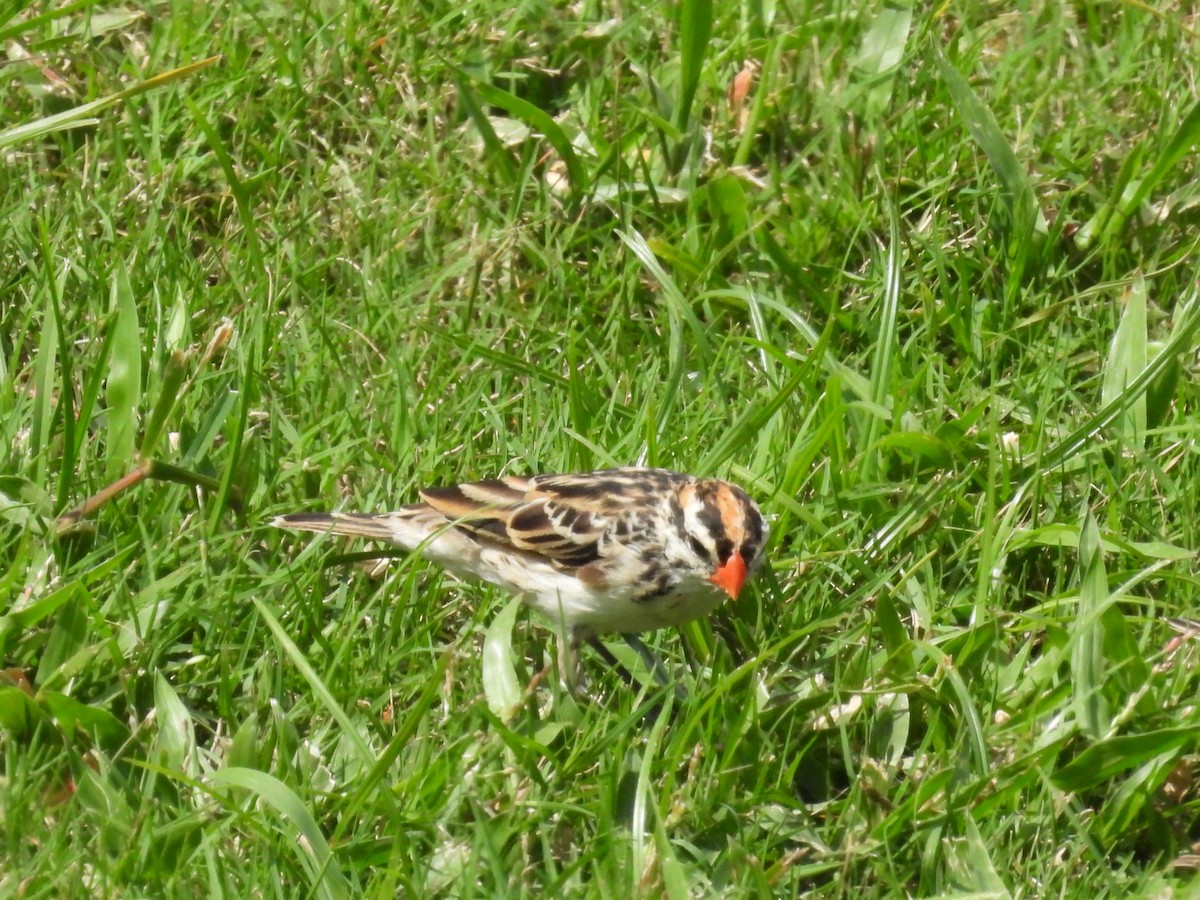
[694,488,726,544]
[741,507,765,565]
[715,537,735,564]
[668,493,686,536]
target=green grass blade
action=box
[105,265,141,479]
[482,597,523,721]
[731,289,874,402]
[630,690,673,895]
[852,0,914,116]
[1073,506,1110,739]
[36,224,79,512]
[1119,96,1200,224]
[1075,142,1146,249]
[695,351,813,473]
[0,0,106,42]
[945,813,1012,898]
[332,659,444,843]
[675,0,713,133]
[459,72,587,199]
[1095,749,1186,844]
[618,229,708,445]
[706,172,751,249]
[30,292,59,481]
[185,97,263,261]
[916,641,989,777]
[0,686,47,736]
[1035,290,1200,474]
[252,598,375,770]
[35,593,89,689]
[619,230,708,345]
[1052,725,1200,791]
[210,767,350,900]
[1100,276,1148,448]
[0,580,79,635]
[0,55,220,150]
[139,349,189,463]
[210,334,256,522]
[454,74,518,186]
[861,206,902,480]
[733,36,782,167]
[934,47,1047,265]
[153,670,197,775]
[42,690,128,746]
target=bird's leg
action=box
[585,635,636,688]
[557,624,636,692]
[622,633,687,701]
[562,627,685,707]
[551,627,624,696]
[587,634,673,723]
[557,627,584,693]
[622,633,670,685]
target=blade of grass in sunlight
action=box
[1053,725,1200,792]
[695,351,813,474]
[331,657,446,845]
[139,350,189,463]
[454,74,519,187]
[457,72,588,199]
[1100,275,1148,448]
[42,689,128,746]
[944,813,1012,898]
[1035,290,1200,476]
[185,98,263,262]
[34,586,92,691]
[732,36,781,168]
[482,597,523,721]
[915,640,990,777]
[850,0,914,117]
[1080,97,1200,247]
[618,229,707,446]
[252,598,375,771]
[0,56,220,150]
[1073,506,1111,740]
[36,224,81,512]
[675,0,713,134]
[210,767,350,900]
[1095,743,1193,844]
[860,205,902,482]
[105,266,140,479]
[153,671,197,776]
[935,46,1047,270]
[630,690,673,896]
[30,293,59,482]
[0,685,47,735]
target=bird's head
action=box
[675,477,768,600]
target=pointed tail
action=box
[272,512,399,542]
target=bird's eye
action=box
[688,535,708,559]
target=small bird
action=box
[273,467,768,682]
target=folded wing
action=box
[420,473,619,571]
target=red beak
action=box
[710,553,748,600]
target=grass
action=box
[2,0,1200,895]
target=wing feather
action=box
[416,472,636,571]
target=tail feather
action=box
[273,505,486,577]
[273,511,400,542]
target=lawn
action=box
[2,0,1199,896]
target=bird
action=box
[272,467,768,686]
